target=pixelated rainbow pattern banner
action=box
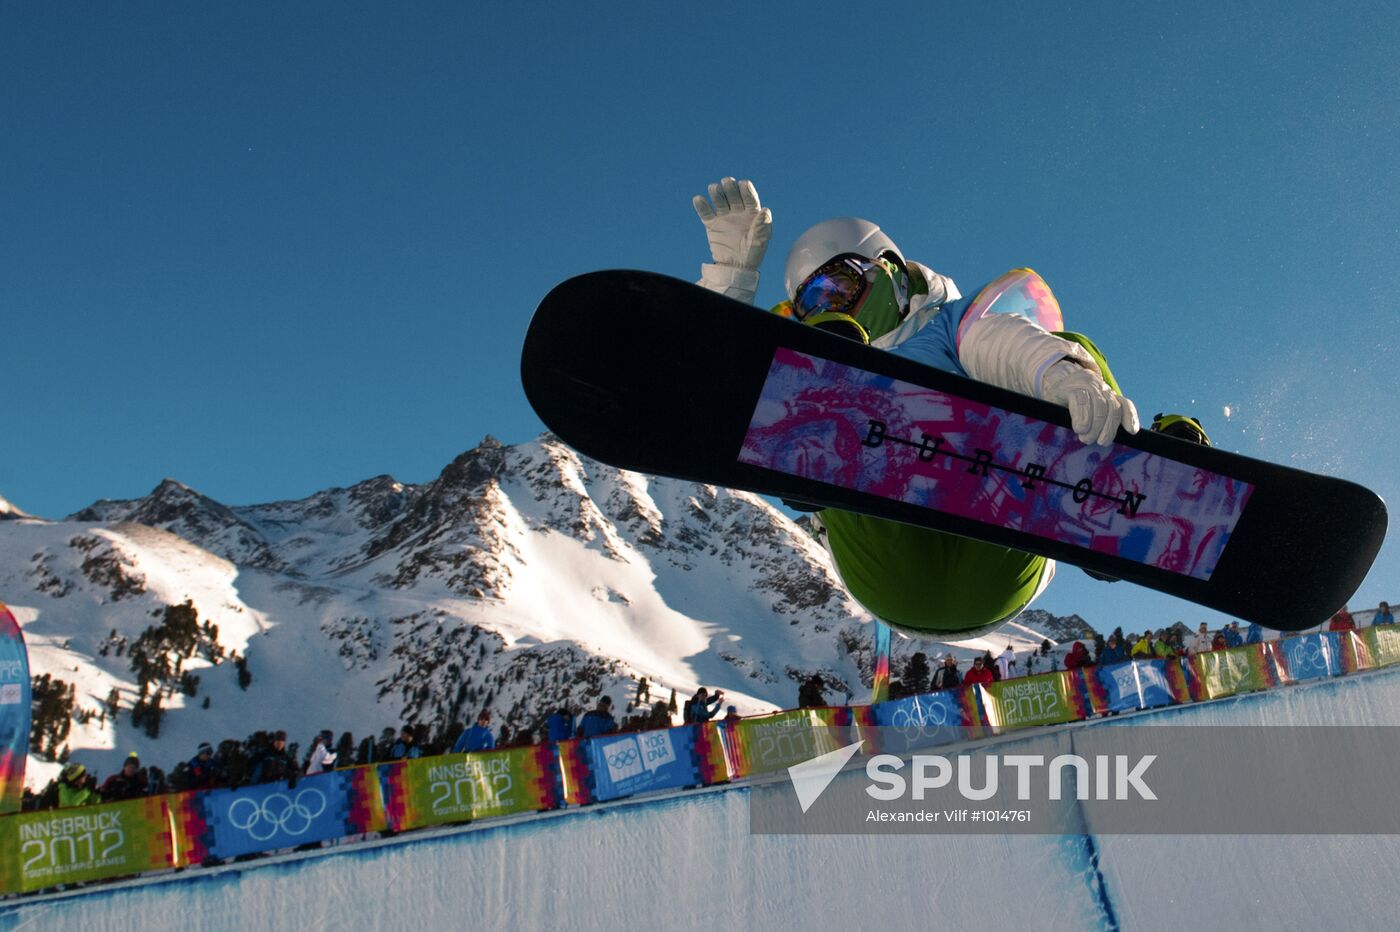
[0,602,30,816]
[739,348,1253,581]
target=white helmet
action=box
[783,217,904,299]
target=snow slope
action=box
[7,667,1400,932]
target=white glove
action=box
[1040,359,1141,446]
[959,312,1139,446]
[693,177,772,303]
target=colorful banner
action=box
[1277,633,1344,683]
[980,672,1081,730]
[1366,625,1400,669]
[1188,644,1274,700]
[380,745,558,831]
[198,766,384,860]
[556,739,593,806]
[1341,629,1376,673]
[871,621,891,704]
[865,690,969,754]
[1096,660,1180,713]
[729,708,850,777]
[582,724,716,802]
[0,602,30,815]
[0,794,198,894]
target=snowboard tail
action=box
[521,270,1386,630]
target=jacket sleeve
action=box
[958,312,1103,398]
[697,264,760,304]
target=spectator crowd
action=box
[23,606,1394,814]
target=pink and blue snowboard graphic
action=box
[739,348,1252,581]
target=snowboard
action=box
[520,270,1386,631]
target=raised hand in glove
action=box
[693,177,772,304]
[1040,359,1141,446]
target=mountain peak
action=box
[0,493,30,520]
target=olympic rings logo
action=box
[889,700,955,733]
[607,747,639,768]
[1288,639,1328,672]
[227,788,328,841]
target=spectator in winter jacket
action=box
[1376,602,1395,626]
[1329,606,1357,631]
[58,763,101,808]
[305,730,337,775]
[1245,622,1263,643]
[1100,635,1128,665]
[685,688,724,723]
[1131,633,1153,659]
[797,675,826,708]
[1223,622,1243,648]
[979,650,998,681]
[931,654,961,691]
[646,701,672,729]
[546,708,575,742]
[578,697,618,738]
[249,731,297,785]
[187,742,224,789]
[388,726,423,761]
[995,646,1016,680]
[453,713,496,753]
[1211,632,1228,651]
[1064,641,1091,670]
[1152,632,1173,658]
[962,656,995,687]
[100,753,148,801]
[1186,623,1213,655]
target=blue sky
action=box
[3,1,1396,633]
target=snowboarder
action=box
[691,178,1153,636]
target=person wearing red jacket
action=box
[963,655,995,687]
[1329,606,1357,631]
[1064,641,1092,670]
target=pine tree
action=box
[903,652,932,695]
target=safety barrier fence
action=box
[6,624,1400,896]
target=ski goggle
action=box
[790,252,910,323]
[1150,413,1211,446]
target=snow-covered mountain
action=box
[0,434,1079,789]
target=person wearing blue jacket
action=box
[453,712,496,753]
[387,726,422,761]
[1099,634,1128,665]
[577,697,618,739]
[545,708,575,742]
